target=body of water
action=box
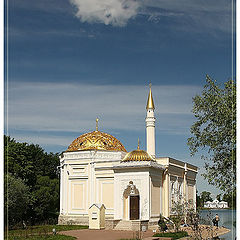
[199,209,236,240]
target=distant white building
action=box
[204,199,228,208]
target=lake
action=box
[199,209,236,240]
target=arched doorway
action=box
[123,181,140,220]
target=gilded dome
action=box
[67,130,127,152]
[122,141,154,161]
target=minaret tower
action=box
[146,83,156,158]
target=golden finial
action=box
[137,138,140,150]
[96,118,99,131]
[146,82,155,110]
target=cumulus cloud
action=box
[70,0,140,26]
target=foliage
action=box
[170,200,186,232]
[196,191,213,208]
[4,174,31,228]
[4,136,59,188]
[216,194,221,201]
[200,191,212,203]
[4,135,60,226]
[153,231,188,239]
[222,190,236,209]
[186,210,204,240]
[188,75,236,194]
[33,176,60,221]
[158,214,167,232]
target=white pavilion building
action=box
[58,86,198,230]
[204,199,228,209]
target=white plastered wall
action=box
[59,150,125,218]
[114,170,150,220]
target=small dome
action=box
[122,141,154,161]
[67,130,127,152]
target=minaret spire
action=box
[145,83,156,158]
[96,118,99,131]
[146,83,155,110]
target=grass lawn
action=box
[153,231,189,240]
[5,225,88,240]
[5,234,76,240]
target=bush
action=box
[158,214,167,232]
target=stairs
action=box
[114,220,133,230]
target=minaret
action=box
[146,83,156,158]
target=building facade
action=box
[204,199,228,209]
[58,86,198,230]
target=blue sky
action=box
[5,0,235,197]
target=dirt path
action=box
[60,229,154,240]
[60,225,230,240]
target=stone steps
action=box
[114,220,132,230]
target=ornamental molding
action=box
[63,151,122,160]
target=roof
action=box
[67,130,127,152]
[146,85,155,110]
[89,203,106,209]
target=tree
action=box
[4,136,60,224]
[188,75,236,195]
[170,200,186,232]
[222,191,236,209]
[5,174,31,227]
[216,194,222,202]
[33,176,60,221]
[200,191,212,207]
[4,136,59,189]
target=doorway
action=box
[130,195,139,220]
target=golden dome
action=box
[67,130,127,152]
[122,139,154,161]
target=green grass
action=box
[5,225,88,240]
[153,231,188,240]
[5,234,76,240]
[6,224,88,234]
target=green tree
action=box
[188,75,236,194]
[222,191,236,209]
[33,176,60,221]
[5,174,31,227]
[199,191,212,207]
[4,136,60,224]
[216,194,222,202]
[4,136,59,189]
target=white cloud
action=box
[5,82,200,137]
[68,0,231,33]
[70,0,140,26]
